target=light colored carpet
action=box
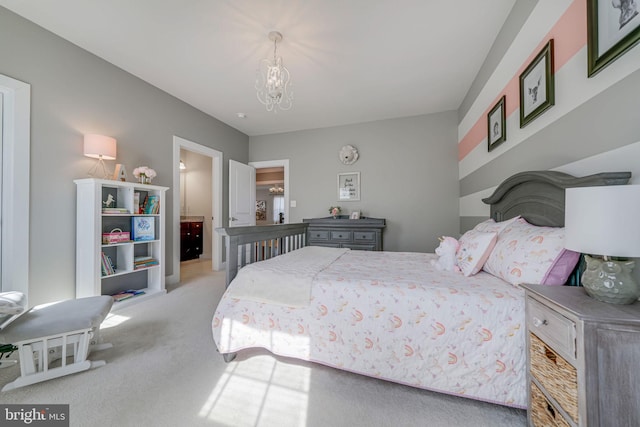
[0,259,526,427]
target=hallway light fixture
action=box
[180,160,186,170]
[255,31,293,112]
[269,185,284,195]
[84,134,116,179]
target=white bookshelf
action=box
[75,178,169,309]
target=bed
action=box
[212,170,630,408]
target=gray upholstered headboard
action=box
[481,171,631,227]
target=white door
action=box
[229,160,256,227]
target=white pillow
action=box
[473,216,521,234]
[456,230,498,276]
[0,291,26,315]
[483,219,572,286]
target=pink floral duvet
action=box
[212,249,526,408]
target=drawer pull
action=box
[316,234,321,237]
[546,403,556,418]
[532,317,548,327]
[338,234,343,238]
[544,345,557,364]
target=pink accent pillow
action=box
[483,219,579,286]
[456,230,498,276]
[541,249,580,285]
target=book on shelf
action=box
[143,195,159,215]
[134,260,159,269]
[112,292,134,302]
[134,192,141,214]
[131,216,155,241]
[102,207,130,214]
[101,252,116,276]
[111,289,146,302]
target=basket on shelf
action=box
[102,228,130,244]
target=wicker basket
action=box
[530,382,572,427]
[530,333,578,423]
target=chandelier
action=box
[255,31,293,112]
[269,185,284,195]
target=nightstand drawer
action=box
[530,333,578,423]
[330,231,352,241]
[309,230,330,241]
[527,298,576,359]
[530,382,571,427]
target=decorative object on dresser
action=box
[328,206,341,219]
[303,217,385,251]
[180,216,204,261]
[565,185,640,304]
[84,134,117,179]
[523,284,640,426]
[75,178,168,309]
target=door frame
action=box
[170,136,223,285]
[249,159,290,224]
[0,74,30,302]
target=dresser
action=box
[303,217,385,251]
[522,284,640,427]
[180,216,204,261]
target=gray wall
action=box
[0,8,248,306]
[250,112,459,253]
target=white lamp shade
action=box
[565,185,640,257]
[83,134,116,160]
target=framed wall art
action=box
[256,200,266,221]
[338,172,360,201]
[519,39,554,128]
[487,95,506,152]
[588,0,640,76]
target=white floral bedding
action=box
[212,249,527,408]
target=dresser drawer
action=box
[527,298,576,359]
[530,333,578,423]
[530,382,572,427]
[308,230,330,241]
[330,231,352,241]
[354,231,375,242]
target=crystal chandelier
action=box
[255,31,293,112]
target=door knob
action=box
[229,217,238,221]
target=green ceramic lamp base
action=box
[582,255,640,305]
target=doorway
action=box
[0,74,30,301]
[250,159,290,225]
[171,136,223,285]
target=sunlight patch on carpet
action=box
[99,313,130,329]
[199,355,311,426]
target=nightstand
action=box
[522,284,640,426]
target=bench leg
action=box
[222,353,237,363]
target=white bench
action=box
[0,293,113,391]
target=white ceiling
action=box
[0,0,516,136]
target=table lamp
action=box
[84,134,116,179]
[565,185,640,304]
